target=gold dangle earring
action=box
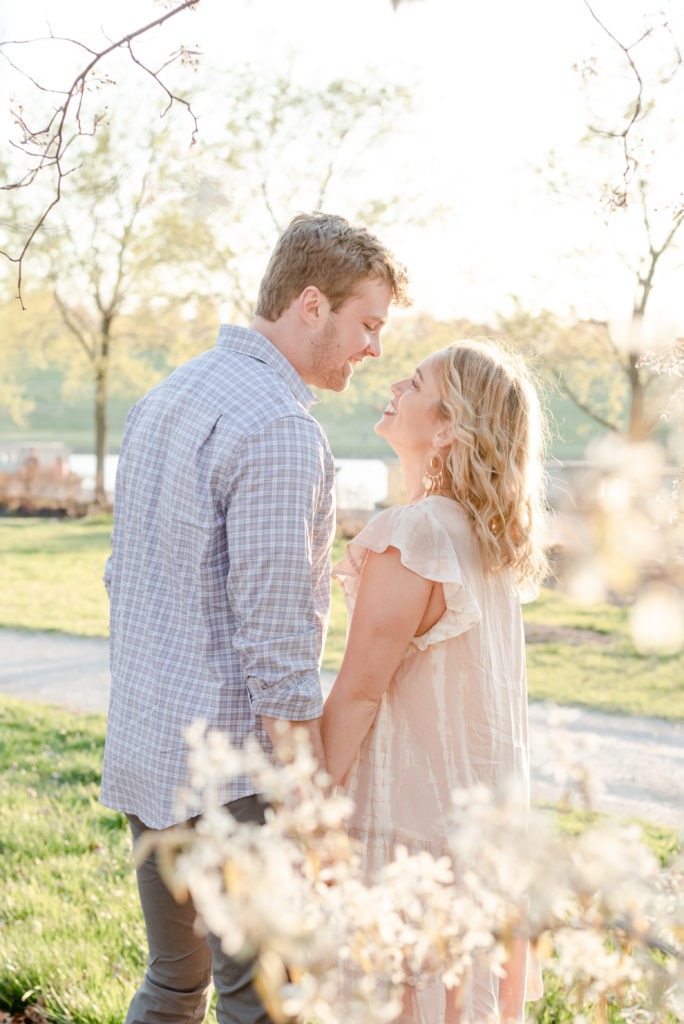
[422,451,444,496]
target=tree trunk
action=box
[625,312,652,442]
[94,362,108,506]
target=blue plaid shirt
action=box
[100,326,336,828]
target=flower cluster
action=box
[555,433,684,656]
[138,722,683,1024]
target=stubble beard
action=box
[309,317,351,392]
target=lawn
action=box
[0,698,144,1024]
[0,518,681,1024]
[0,515,112,638]
[0,696,679,1024]
[1,516,683,720]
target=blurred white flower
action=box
[630,581,684,655]
[139,722,683,1024]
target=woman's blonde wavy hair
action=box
[432,338,549,587]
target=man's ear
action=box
[298,285,330,327]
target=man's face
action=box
[307,277,392,392]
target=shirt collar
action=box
[215,324,318,410]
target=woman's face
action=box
[375,351,447,455]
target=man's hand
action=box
[261,716,327,774]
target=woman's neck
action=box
[398,451,428,503]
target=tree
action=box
[0,281,50,426]
[207,67,419,319]
[497,301,678,445]
[1,0,411,300]
[3,116,228,504]
[499,2,683,445]
[2,64,423,501]
[0,0,202,303]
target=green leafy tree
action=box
[203,67,421,319]
[7,118,228,504]
[497,301,678,444]
[0,285,50,426]
[2,67,429,495]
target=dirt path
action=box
[0,628,682,830]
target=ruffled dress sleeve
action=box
[333,500,482,652]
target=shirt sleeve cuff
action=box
[246,672,324,720]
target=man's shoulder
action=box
[149,345,298,422]
[125,330,328,456]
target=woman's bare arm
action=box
[321,545,435,786]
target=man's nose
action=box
[366,335,382,359]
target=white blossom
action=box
[140,722,683,1024]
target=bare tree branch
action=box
[0,0,202,304]
[583,0,683,211]
[53,289,96,363]
[582,0,644,207]
[634,178,684,316]
[125,38,201,132]
[556,375,622,434]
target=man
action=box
[101,212,409,1024]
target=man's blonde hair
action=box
[254,212,410,320]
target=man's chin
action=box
[334,364,354,391]
[314,364,353,392]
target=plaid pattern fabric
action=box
[100,326,336,828]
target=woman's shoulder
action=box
[364,495,469,528]
[400,496,478,553]
[420,495,473,530]
[336,497,479,583]
[347,497,474,552]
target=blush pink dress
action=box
[333,496,537,1023]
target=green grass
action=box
[0,696,679,1024]
[541,803,680,867]
[523,588,684,718]
[2,519,683,719]
[0,514,112,637]
[0,698,143,1024]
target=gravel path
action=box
[1,628,681,830]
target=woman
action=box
[322,339,548,1023]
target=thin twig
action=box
[582,0,644,200]
[1,0,202,303]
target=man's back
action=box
[101,326,335,828]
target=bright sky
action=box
[2,0,683,340]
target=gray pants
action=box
[125,796,273,1024]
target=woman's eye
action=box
[411,378,419,389]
